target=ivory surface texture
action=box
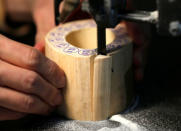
[45,19,133,121]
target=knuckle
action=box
[0,61,3,76]
[26,48,41,69]
[24,72,39,92]
[46,61,57,76]
[0,60,5,77]
[22,96,36,111]
[52,89,60,99]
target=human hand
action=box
[33,0,64,52]
[0,35,66,121]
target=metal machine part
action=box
[81,0,181,54]
[82,0,181,36]
[158,0,181,36]
[54,0,181,54]
[82,0,127,28]
[82,0,127,54]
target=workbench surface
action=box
[0,90,181,131]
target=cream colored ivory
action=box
[92,55,112,120]
[45,19,133,121]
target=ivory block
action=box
[45,19,133,121]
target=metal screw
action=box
[169,21,181,36]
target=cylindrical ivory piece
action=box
[45,19,134,121]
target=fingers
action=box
[0,35,66,89]
[33,0,55,31]
[0,107,26,121]
[0,59,62,106]
[33,0,55,43]
[0,87,52,115]
[34,42,45,53]
[33,0,64,44]
[59,1,65,14]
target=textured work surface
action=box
[0,94,181,131]
[122,98,181,131]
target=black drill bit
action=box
[97,24,106,55]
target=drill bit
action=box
[97,24,106,55]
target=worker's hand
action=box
[3,0,55,52]
[33,0,55,46]
[0,35,66,121]
[33,0,64,52]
